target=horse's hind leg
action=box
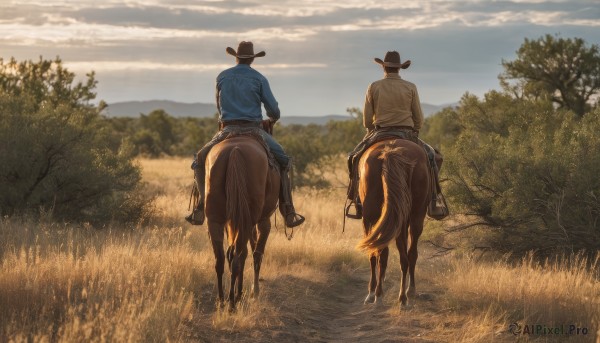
[252,218,271,298]
[364,253,377,304]
[407,219,424,297]
[226,245,234,270]
[210,238,225,305]
[375,247,389,304]
[235,243,249,304]
[227,246,246,310]
[396,225,410,306]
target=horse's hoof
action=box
[251,286,260,298]
[215,298,226,309]
[364,293,376,304]
[399,295,409,307]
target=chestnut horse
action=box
[205,135,280,309]
[357,139,430,306]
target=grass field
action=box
[1,157,598,342]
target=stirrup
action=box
[345,201,362,219]
[185,208,205,225]
[284,212,305,228]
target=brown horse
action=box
[357,139,430,306]
[205,135,280,309]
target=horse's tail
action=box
[225,147,252,248]
[358,147,414,253]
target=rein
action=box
[259,119,294,241]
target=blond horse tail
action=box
[358,147,413,253]
[225,147,252,248]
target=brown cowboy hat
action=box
[374,51,411,69]
[226,41,266,58]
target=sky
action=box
[1,0,599,116]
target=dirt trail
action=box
[187,262,448,343]
[308,269,441,343]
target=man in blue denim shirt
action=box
[186,41,305,228]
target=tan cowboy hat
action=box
[374,51,411,69]
[226,41,266,58]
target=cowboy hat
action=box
[374,51,411,69]
[226,41,266,58]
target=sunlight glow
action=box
[64,61,327,72]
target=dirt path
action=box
[186,261,448,343]
[310,269,441,343]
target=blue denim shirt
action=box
[216,64,280,122]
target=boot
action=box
[279,167,305,228]
[185,205,205,225]
[421,143,449,220]
[185,168,206,225]
[345,191,363,219]
[345,158,363,219]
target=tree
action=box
[500,34,600,117]
[0,57,148,224]
[420,106,462,152]
[138,109,176,155]
[443,92,600,258]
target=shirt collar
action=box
[235,63,252,69]
[384,73,401,79]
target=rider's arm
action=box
[411,85,424,133]
[363,84,375,132]
[260,76,280,122]
[215,82,222,118]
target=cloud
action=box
[1,0,599,114]
[64,60,326,72]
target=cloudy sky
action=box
[1,0,599,116]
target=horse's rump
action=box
[205,136,279,242]
[357,139,430,252]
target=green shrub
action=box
[444,92,600,257]
[0,57,148,224]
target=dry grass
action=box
[444,254,600,342]
[1,157,598,342]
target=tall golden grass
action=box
[1,157,598,342]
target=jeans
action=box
[259,130,289,169]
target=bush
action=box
[0,57,148,224]
[272,108,364,187]
[443,92,600,257]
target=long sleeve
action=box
[411,87,424,131]
[363,84,375,132]
[215,81,222,117]
[260,77,280,121]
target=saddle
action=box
[345,131,416,219]
[187,119,279,224]
[218,120,278,171]
[346,128,449,220]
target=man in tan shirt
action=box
[362,64,423,132]
[346,51,444,219]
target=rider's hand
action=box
[262,119,275,134]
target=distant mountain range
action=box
[102,100,455,125]
[102,100,218,119]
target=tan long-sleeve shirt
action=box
[363,73,424,132]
